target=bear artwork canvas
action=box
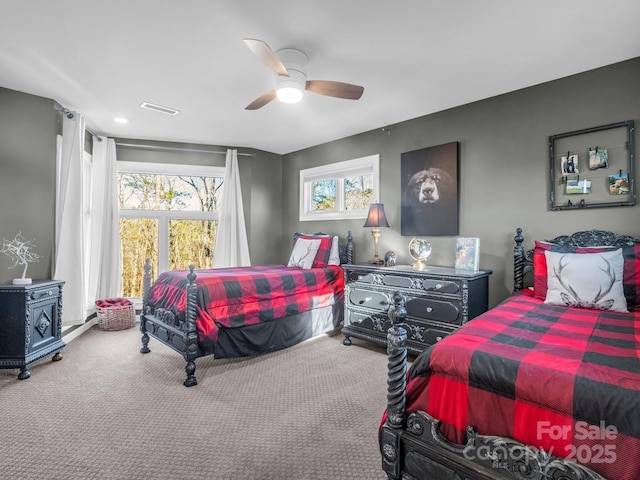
[400,142,459,236]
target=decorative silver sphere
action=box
[408,237,431,270]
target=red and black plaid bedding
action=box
[146,264,344,348]
[405,292,640,479]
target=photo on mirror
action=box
[608,172,629,195]
[588,148,608,170]
[565,179,591,194]
[561,154,579,175]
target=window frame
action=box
[299,154,380,221]
[117,161,225,273]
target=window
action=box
[299,154,379,221]
[117,161,225,298]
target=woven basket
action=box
[95,298,136,331]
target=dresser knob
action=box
[426,307,433,313]
[48,291,53,296]
[435,284,442,289]
[436,336,443,342]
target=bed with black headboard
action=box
[140,231,353,386]
[380,228,640,480]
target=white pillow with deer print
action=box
[544,249,628,312]
[287,238,321,269]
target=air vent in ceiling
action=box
[139,101,180,116]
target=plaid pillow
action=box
[622,243,640,308]
[292,234,333,267]
[532,241,617,300]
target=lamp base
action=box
[368,258,384,265]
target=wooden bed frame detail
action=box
[381,228,640,480]
[140,231,354,387]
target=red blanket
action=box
[406,292,640,479]
[146,264,344,347]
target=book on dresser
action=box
[341,264,491,355]
[454,237,480,271]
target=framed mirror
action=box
[549,120,635,210]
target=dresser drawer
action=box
[347,287,390,311]
[404,320,454,347]
[419,278,460,295]
[345,310,390,333]
[30,286,58,302]
[346,268,461,296]
[405,297,461,325]
[344,310,454,354]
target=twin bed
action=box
[381,228,640,480]
[139,231,353,386]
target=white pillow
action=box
[544,249,628,312]
[287,238,321,269]
[328,235,340,265]
[294,232,341,265]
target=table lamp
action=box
[364,203,390,264]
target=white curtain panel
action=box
[89,138,122,301]
[54,113,86,326]
[212,149,251,268]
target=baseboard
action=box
[62,317,99,343]
[62,311,141,343]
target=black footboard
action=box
[139,260,201,387]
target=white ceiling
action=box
[2,1,640,155]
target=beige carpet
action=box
[0,325,391,479]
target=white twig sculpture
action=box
[1,232,41,284]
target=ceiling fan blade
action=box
[243,38,289,76]
[245,90,277,110]
[305,80,364,100]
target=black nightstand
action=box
[0,280,65,379]
[342,264,491,355]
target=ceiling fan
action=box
[243,38,364,110]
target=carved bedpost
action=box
[183,264,199,387]
[140,258,152,354]
[346,230,354,264]
[513,227,525,293]
[380,291,408,479]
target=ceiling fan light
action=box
[276,86,303,103]
[274,68,306,104]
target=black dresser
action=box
[342,264,491,355]
[0,280,65,379]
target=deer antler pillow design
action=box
[287,238,321,269]
[544,249,628,312]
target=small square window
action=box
[299,155,380,221]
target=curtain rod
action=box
[58,107,103,142]
[115,142,255,157]
[87,127,103,142]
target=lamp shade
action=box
[363,203,390,228]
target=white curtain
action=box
[89,138,121,300]
[212,149,251,268]
[54,113,86,326]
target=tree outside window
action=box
[118,164,224,298]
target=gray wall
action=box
[282,58,640,307]
[1,57,638,307]
[0,88,58,282]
